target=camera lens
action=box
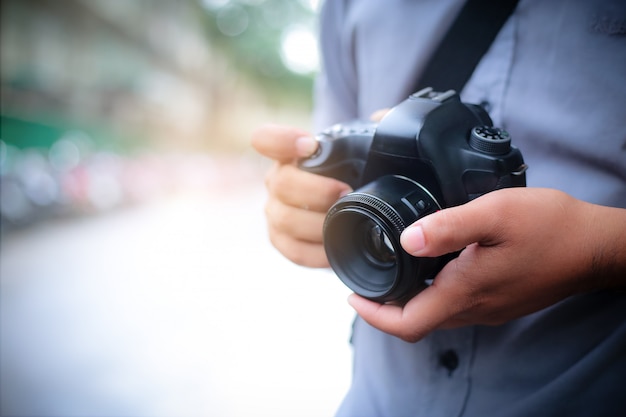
[323,175,444,302]
[363,221,396,267]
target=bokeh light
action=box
[280,24,320,74]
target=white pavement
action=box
[1,177,355,417]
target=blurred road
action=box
[1,160,354,417]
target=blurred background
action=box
[1,0,355,416]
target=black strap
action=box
[414,0,519,93]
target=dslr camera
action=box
[300,88,527,303]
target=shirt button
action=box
[439,349,459,375]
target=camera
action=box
[299,88,528,303]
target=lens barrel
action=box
[323,175,444,302]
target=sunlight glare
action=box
[280,25,319,75]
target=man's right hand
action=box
[251,124,352,268]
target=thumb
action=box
[348,287,457,342]
[400,191,507,257]
[251,124,318,162]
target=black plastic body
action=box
[299,88,527,302]
[300,89,526,207]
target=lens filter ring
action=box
[328,192,406,234]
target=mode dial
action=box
[469,126,511,155]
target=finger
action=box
[370,108,391,122]
[348,285,458,342]
[265,198,326,243]
[251,124,318,162]
[266,164,351,212]
[400,190,511,257]
[268,228,329,268]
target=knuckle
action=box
[434,209,466,244]
[390,316,433,343]
[270,165,298,197]
[263,200,274,222]
[399,333,420,343]
[270,234,318,267]
[273,170,292,194]
[397,327,427,343]
[285,250,310,267]
[268,226,293,257]
[310,178,348,210]
[321,183,345,205]
[264,164,279,191]
[267,227,280,248]
[264,200,290,233]
[266,202,291,232]
[250,128,263,150]
[251,124,276,153]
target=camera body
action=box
[300,88,527,303]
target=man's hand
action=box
[251,124,352,267]
[348,188,626,342]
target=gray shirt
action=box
[313,0,626,416]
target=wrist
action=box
[581,202,626,291]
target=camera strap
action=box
[414,0,520,93]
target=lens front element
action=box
[323,175,443,302]
[363,221,396,268]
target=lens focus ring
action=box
[326,192,405,236]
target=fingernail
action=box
[339,187,352,198]
[401,225,426,255]
[296,136,318,157]
[347,293,355,304]
[347,293,359,309]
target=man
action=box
[252,0,626,415]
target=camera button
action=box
[470,126,511,155]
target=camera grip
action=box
[298,122,374,189]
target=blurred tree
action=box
[0,0,319,154]
[197,0,318,106]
